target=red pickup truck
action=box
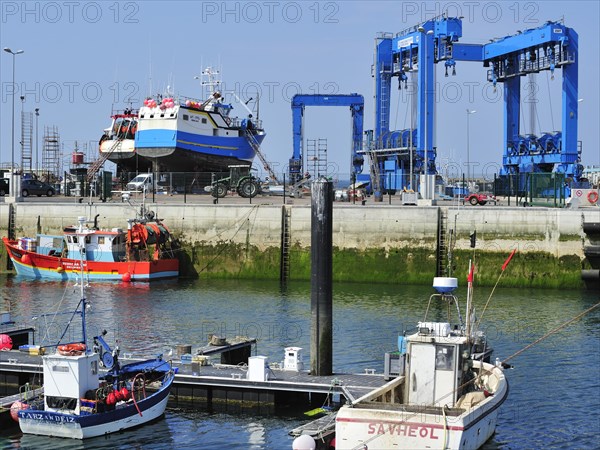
[465,193,497,206]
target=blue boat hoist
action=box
[289,94,364,185]
[370,17,581,195]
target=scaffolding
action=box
[42,126,61,179]
[306,138,328,178]
[21,110,33,172]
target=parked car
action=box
[0,178,8,196]
[21,179,55,197]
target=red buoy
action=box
[106,392,116,405]
[21,254,32,265]
[122,272,132,282]
[10,401,29,422]
[0,334,12,350]
[120,387,130,400]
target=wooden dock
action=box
[0,349,386,412]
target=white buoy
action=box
[292,434,316,450]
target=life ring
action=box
[587,191,599,204]
[57,343,86,356]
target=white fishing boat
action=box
[11,223,175,439]
[333,273,509,450]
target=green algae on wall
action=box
[182,242,583,289]
[450,250,582,289]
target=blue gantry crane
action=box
[482,21,580,177]
[289,94,364,184]
[369,16,581,195]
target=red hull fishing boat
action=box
[2,210,179,282]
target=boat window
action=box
[98,237,105,245]
[183,114,189,121]
[85,236,91,244]
[202,118,207,124]
[91,360,98,375]
[46,396,77,410]
[435,345,454,371]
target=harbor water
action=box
[0,275,598,449]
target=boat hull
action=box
[334,362,508,450]
[135,128,265,172]
[18,374,173,439]
[2,238,179,281]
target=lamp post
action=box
[466,109,476,191]
[35,108,39,174]
[417,27,434,199]
[4,47,24,197]
[20,95,25,170]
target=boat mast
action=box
[466,259,474,340]
[77,216,88,352]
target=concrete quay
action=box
[1,194,597,256]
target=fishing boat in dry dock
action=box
[2,211,179,282]
[100,67,266,173]
[332,273,509,450]
[98,108,143,171]
[10,233,175,439]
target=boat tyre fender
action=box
[57,343,86,356]
[587,191,599,204]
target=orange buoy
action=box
[21,254,32,265]
[122,272,132,282]
[10,401,29,422]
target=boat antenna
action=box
[76,216,89,351]
[55,217,89,350]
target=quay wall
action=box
[0,202,597,287]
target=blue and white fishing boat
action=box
[12,226,175,439]
[132,67,266,173]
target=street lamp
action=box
[417,27,434,199]
[35,108,40,174]
[4,47,24,197]
[20,95,25,170]
[466,109,476,190]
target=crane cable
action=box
[501,301,600,366]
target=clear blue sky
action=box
[1,1,599,180]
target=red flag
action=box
[467,264,475,283]
[502,249,517,271]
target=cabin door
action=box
[407,343,436,405]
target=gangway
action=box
[245,130,280,184]
[86,137,124,182]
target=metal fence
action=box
[494,173,567,207]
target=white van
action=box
[126,173,154,192]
